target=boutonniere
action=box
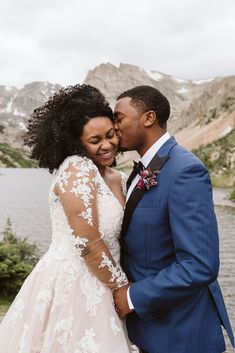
[137,167,160,191]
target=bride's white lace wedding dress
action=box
[0,155,138,353]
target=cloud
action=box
[0,0,234,85]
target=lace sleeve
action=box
[56,156,128,291]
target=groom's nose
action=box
[114,123,121,137]
[114,121,119,131]
[115,131,122,140]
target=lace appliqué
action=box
[72,235,89,253]
[71,176,93,201]
[79,207,93,226]
[56,157,97,227]
[51,260,84,310]
[36,289,53,320]
[74,327,100,353]
[54,310,74,351]
[80,273,106,316]
[99,252,128,288]
[110,316,122,335]
[57,170,72,193]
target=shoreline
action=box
[213,188,235,208]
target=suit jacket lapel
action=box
[126,168,137,190]
[120,154,170,238]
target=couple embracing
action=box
[0,84,234,353]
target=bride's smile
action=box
[80,116,118,169]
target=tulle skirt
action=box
[0,249,137,353]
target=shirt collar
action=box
[140,132,171,168]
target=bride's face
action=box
[81,116,118,168]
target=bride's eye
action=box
[89,138,100,144]
[107,129,115,139]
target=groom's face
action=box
[114,97,144,151]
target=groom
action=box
[113,86,234,353]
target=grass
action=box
[211,174,235,188]
[0,142,38,168]
[0,298,11,317]
[192,129,235,188]
[229,188,235,202]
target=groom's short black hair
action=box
[117,85,170,128]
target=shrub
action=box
[0,218,40,299]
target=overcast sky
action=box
[0,0,235,86]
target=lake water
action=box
[0,168,53,252]
[0,168,235,351]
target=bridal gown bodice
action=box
[48,155,124,264]
[0,155,138,353]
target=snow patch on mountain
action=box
[177,87,189,94]
[192,78,215,85]
[6,94,17,113]
[172,77,189,83]
[147,70,164,81]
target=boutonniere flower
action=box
[137,167,160,191]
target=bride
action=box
[0,84,138,353]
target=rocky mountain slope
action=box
[0,63,234,179]
[0,82,61,149]
[0,142,38,168]
[85,63,235,137]
[192,129,235,187]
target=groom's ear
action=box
[143,110,157,127]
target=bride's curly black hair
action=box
[24,84,113,173]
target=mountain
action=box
[85,63,192,125]
[0,63,234,180]
[0,82,62,150]
[85,63,235,133]
[0,82,61,118]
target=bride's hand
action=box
[113,283,134,319]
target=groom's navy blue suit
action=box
[121,137,234,353]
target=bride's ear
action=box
[144,110,157,127]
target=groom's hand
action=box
[113,283,134,319]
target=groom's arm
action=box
[129,162,220,321]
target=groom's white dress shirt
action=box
[126,132,171,309]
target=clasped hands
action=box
[113,283,134,319]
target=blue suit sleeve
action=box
[129,163,220,321]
